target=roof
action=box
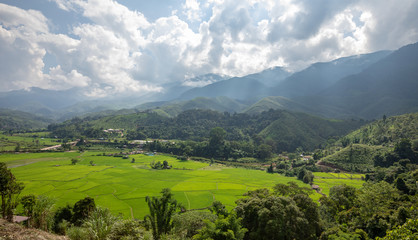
[13,216,29,223]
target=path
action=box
[41,141,78,151]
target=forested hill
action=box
[48,109,366,152]
[318,112,418,172]
[338,112,418,146]
[0,108,53,130]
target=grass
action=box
[2,151,363,219]
[313,172,365,196]
[0,132,60,151]
[2,151,316,219]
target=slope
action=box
[0,108,53,130]
[270,51,391,98]
[316,42,418,119]
[179,76,269,101]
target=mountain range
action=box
[1,42,418,128]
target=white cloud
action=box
[1,0,418,96]
[183,0,202,22]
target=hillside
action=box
[314,42,418,119]
[270,51,391,98]
[259,111,364,151]
[50,108,365,152]
[0,108,53,130]
[0,219,67,240]
[319,112,418,171]
[136,96,249,117]
[179,76,269,101]
[340,112,418,146]
[244,96,311,115]
[320,144,386,172]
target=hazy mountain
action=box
[136,96,248,117]
[0,108,53,130]
[244,66,291,87]
[310,42,418,119]
[179,76,269,101]
[270,50,392,98]
[144,74,231,102]
[243,96,311,115]
[0,87,86,117]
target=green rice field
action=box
[1,151,323,219]
[313,172,365,196]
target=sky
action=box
[0,0,418,97]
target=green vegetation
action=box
[0,108,53,130]
[321,144,386,172]
[49,108,365,153]
[1,152,317,219]
[0,132,60,152]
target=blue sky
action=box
[1,0,418,97]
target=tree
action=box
[256,144,272,161]
[377,218,418,240]
[71,158,79,165]
[72,197,96,225]
[83,207,119,240]
[208,127,226,158]
[21,194,36,227]
[235,190,319,240]
[53,204,73,235]
[33,195,55,231]
[144,188,181,240]
[194,211,247,240]
[0,162,24,221]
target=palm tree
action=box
[144,188,180,240]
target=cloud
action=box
[182,0,202,22]
[1,0,418,97]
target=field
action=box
[313,172,365,196]
[1,151,324,219]
[0,132,59,151]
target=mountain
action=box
[243,66,291,87]
[0,108,53,130]
[312,42,418,119]
[340,112,418,146]
[143,73,231,102]
[318,112,418,171]
[270,50,392,98]
[0,87,86,118]
[179,76,269,101]
[51,108,365,152]
[258,110,365,151]
[243,96,311,115]
[136,96,248,117]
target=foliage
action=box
[193,211,247,240]
[53,204,73,234]
[144,188,181,240]
[172,211,217,238]
[108,219,147,240]
[377,218,418,240]
[21,194,36,227]
[83,207,119,240]
[72,197,96,226]
[49,108,364,152]
[0,162,24,221]
[235,187,322,240]
[32,195,55,231]
[339,112,418,146]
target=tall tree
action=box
[144,188,181,240]
[0,162,24,222]
[21,194,36,227]
[208,127,226,158]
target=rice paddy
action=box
[2,151,324,219]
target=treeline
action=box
[48,109,365,152]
